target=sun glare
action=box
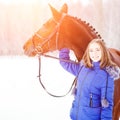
[80,0,90,6]
[0,0,35,4]
[0,0,90,5]
[0,0,65,5]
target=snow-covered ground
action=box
[0,56,119,120]
[0,55,74,120]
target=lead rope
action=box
[101,73,109,108]
[37,54,76,97]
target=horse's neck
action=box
[61,16,98,61]
[64,40,88,61]
[65,37,91,61]
[73,48,84,61]
[109,48,120,67]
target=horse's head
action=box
[23,3,101,61]
[23,3,68,56]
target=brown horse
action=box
[23,4,120,120]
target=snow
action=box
[0,56,74,120]
[0,56,119,120]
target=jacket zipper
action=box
[76,70,91,120]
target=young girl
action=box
[59,39,120,120]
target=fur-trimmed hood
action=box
[105,66,120,80]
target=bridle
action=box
[33,13,66,54]
[32,13,77,97]
[37,55,77,97]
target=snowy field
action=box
[0,56,119,120]
[0,55,74,120]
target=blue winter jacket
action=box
[59,48,115,120]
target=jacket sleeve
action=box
[100,75,114,120]
[59,48,81,76]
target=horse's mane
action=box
[72,16,102,39]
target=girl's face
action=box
[89,42,102,62]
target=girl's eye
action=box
[89,48,100,52]
[89,49,93,52]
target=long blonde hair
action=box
[82,39,116,68]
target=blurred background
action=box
[0,0,120,55]
[0,1,120,120]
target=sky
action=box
[0,0,90,5]
[0,0,108,5]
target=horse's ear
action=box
[49,4,61,21]
[60,3,68,13]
